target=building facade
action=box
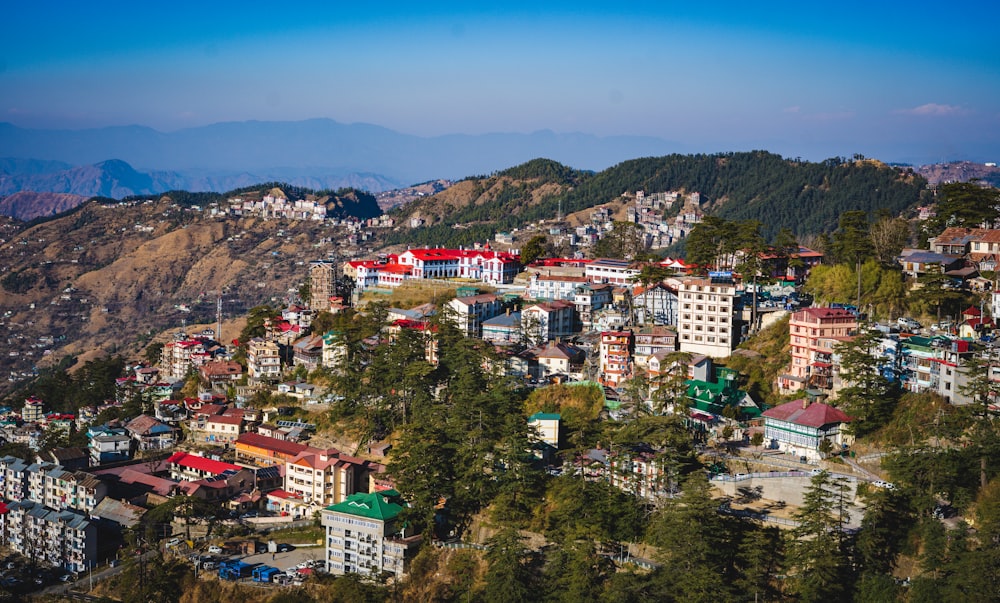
[677,277,739,358]
[784,307,858,392]
[321,489,421,579]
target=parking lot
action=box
[240,543,326,573]
[184,542,326,577]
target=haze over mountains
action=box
[0,119,683,194]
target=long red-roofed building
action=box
[345,247,521,291]
[167,451,242,481]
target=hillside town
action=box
[0,176,999,601]
[0,194,1000,600]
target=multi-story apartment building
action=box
[0,456,105,574]
[283,448,367,511]
[878,335,975,405]
[573,283,614,330]
[247,338,281,382]
[22,396,45,423]
[783,307,858,392]
[41,468,106,514]
[633,327,678,367]
[447,294,502,338]
[677,277,739,358]
[321,489,421,579]
[160,337,212,381]
[4,500,97,575]
[522,301,576,343]
[600,331,633,387]
[608,444,669,501]
[308,260,339,312]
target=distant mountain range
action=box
[0,119,684,191]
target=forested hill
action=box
[387,152,927,246]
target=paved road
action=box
[40,550,156,598]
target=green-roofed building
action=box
[685,365,762,420]
[321,489,422,579]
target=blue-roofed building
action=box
[482,311,522,346]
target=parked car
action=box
[208,545,224,555]
[897,317,921,331]
[276,543,294,553]
[166,537,181,548]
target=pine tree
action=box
[482,528,536,603]
[648,473,737,603]
[786,470,856,602]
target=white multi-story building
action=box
[321,489,421,579]
[447,294,502,338]
[573,283,614,330]
[522,301,576,343]
[633,283,679,326]
[586,258,641,284]
[526,273,589,301]
[677,277,739,358]
[247,338,281,382]
[396,247,520,285]
[161,337,212,381]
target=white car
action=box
[208,545,223,554]
[166,537,181,548]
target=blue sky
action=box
[2,1,998,163]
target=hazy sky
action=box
[3,1,999,163]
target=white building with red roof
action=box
[347,247,521,292]
[762,399,854,460]
[167,451,243,481]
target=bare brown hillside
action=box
[0,196,362,393]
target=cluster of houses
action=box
[0,385,414,579]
